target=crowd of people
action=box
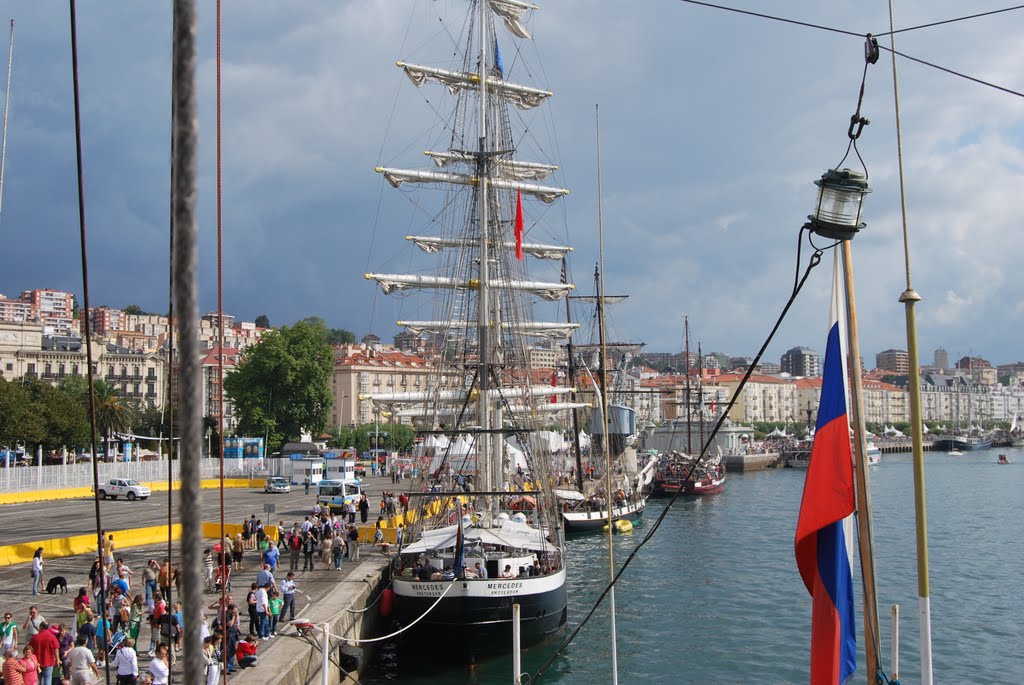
[0,510,376,684]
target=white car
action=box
[96,478,151,501]
[265,477,291,494]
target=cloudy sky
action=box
[2,1,1023,367]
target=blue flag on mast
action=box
[493,39,505,79]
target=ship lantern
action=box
[807,167,871,241]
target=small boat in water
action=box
[997,453,1010,464]
[866,440,881,465]
[651,452,726,495]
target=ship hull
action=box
[392,569,567,661]
[562,499,645,534]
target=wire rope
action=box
[532,236,829,681]
[68,3,112,681]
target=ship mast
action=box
[684,316,692,455]
[476,0,493,494]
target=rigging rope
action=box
[68,3,112,681]
[532,233,829,681]
[343,580,456,644]
[215,0,229,681]
[678,0,1024,99]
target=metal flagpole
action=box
[887,2,933,681]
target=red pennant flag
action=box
[515,189,524,260]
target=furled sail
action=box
[377,166,568,203]
[407,236,570,260]
[489,0,536,39]
[397,320,579,339]
[365,386,576,404]
[425,150,558,181]
[365,273,573,301]
[398,62,552,110]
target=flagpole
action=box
[887,2,933,681]
[839,241,882,682]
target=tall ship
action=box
[364,0,573,662]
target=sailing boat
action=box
[557,265,652,534]
[651,319,726,495]
[364,0,570,661]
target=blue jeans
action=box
[333,550,343,569]
[32,570,40,595]
[145,579,157,605]
[40,665,53,685]
[282,593,295,621]
[257,611,269,638]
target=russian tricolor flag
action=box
[795,255,857,684]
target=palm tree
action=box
[91,380,136,457]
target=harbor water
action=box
[365,448,1023,684]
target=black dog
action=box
[45,576,68,594]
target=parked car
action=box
[94,479,151,501]
[264,476,291,494]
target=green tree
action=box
[91,380,137,454]
[225,319,333,451]
[23,380,90,452]
[0,379,44,448]
[254,314,271,329]
[298,316,355,345]
[124,304,145,315]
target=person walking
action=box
[347,525,360,562]
[279,572,297,623]
[1,611,18,653]
[347,500,356,525]
[3,647,27,685]
[66,635,99,685]
[203,633,222,685]
[301,533,316,572]
[112,636,139,684]
[331,533,345,571]
[358,495,369,524]
[303,476,310,495]
[288,530,301,571]
[30,548,44,595]
[17,643,38,685]
[28,620,58,685]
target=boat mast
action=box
[684,316,692,455]
[697,341,705,455]
[476,0,493,494]
[563,255,585,491]
[0,20,13,226]
[595,102,619,685]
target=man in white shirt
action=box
[254,584,270,640]
[279,572,297,622]
[67,634,99,685]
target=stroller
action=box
[214,564,232,592]
[107,628,127,657]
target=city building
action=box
[875,349,909,374]
[933,347,949,371]
[780,346,820,378]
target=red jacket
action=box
[236,640,258,662]
[29,629,60,668]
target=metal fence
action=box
[0,459,256,494]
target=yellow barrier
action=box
[0,479,264,506]
[0,524,183,567]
